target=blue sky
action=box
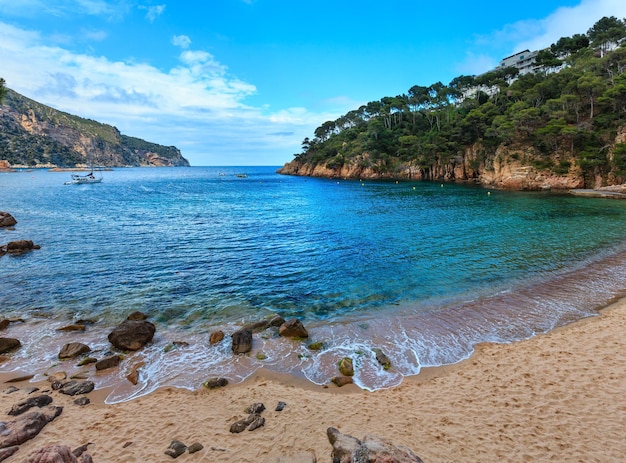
[1,0,626,166]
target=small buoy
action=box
[487,191,491,196]
[413,186,416,190]
[440,184,444,187]
[395,180,398,184]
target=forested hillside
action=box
[279,17,626,190]
[0,84,189,168]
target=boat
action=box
[235,173,248,178]
[64,170,103,185]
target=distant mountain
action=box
[0,88,189,168]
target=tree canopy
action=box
[290,17,626,187]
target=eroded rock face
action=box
[23,443,94,463]
[108,319,155,351]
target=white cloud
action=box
[139,4,165,23]
[0,20,323,165]
[455,52,499,77]
[172,34,191,49]
[494,0,626,55]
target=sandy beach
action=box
[1,297,625,462]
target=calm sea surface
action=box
[2,166,626,402]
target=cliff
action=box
[0,88,189,168]
[278,127,626,191]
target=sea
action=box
[2,166,626,403]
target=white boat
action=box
[64,170,103,185]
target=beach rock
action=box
[187,442,203,454]
[209,330,224,345]
[327,427,424,463]
[47,372,67,383]
[331,376,354,388]
[245,315,285,333]
[95,355,121,371]
[77,357,97,366]
[0,446,19,460]
[22,443,93,463]
[275,401,286,411]
[2,240,41,256]
[73,397,90,406]
[5,374,34,383]
[59,381,94,396]
[373,348,391,370]
[0,320,10,331]
[278,319,308,338]
[108,319,155,351]
[127,311,148,321]
[229,413,264,433]
[57,324,86,332]
[0,338,21,354]
[0,406,63,449]
[8,395,53,416]
[203,377,228,389]
[126,361,145,385]
[0,212,17,227]
[307,341,324,351]
[3,386,19,394]
[338,357,354,376]
[59,342,91,359]
[231,329,253,354]
[164,440,187,458]
[245,402,265,414]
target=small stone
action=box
[59,380,94,396]
[373,348,391,370]
[47,372,67,383]
[231,328,253,354]
[0,319,10,330]
[57,324,86,331]
[77,357,98,366]
[209,330,225,345]
[203,377,228,389]
[307,341,324,351]
[245,402,265,414]
[3,386,19,394]
[164,440,187,458]
[95,355,121,371]
[247,415,265,431]
[278,319,308,338]
[58,342,91,359]
[338,357,354,376]
[187,442,203,454]
[74,397,90,406]
[331,376,354,387]
[127,311,148,321]
[275,401,287,412]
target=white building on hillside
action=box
[498,49,539,75]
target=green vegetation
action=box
[291,17,626,187]
[0,87,188,167]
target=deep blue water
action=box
[2,166,626,402]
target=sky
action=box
[1,1,626,166]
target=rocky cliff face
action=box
[277,132,626,191]
[0,89,189,168]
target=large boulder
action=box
[108,319,155,351]
[327,427,424,463]
[231,329,252,354]
[0,212,17,227]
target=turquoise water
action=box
[2,166,626,402]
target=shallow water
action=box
[2,166,626,402]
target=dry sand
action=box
[2,297,626,462]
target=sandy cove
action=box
[1,297,626,463]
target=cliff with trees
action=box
[278,17,626,190]
[0,83,189,168]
